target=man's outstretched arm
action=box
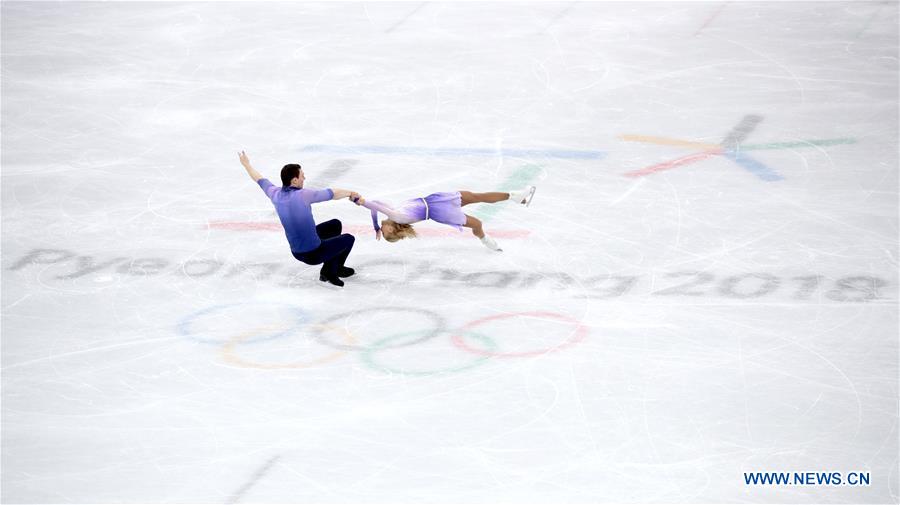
[330,188,359,200]
[238,151,263,182]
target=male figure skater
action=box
[239,151,358,287]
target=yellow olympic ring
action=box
[220,324,356,370]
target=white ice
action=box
[2,1,898,503]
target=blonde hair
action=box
[381,219,417,242]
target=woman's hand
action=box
[375,229,382,241]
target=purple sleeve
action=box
[362,200,402,229]
[370,208,380,231]
[302,188,334,204]
[257,178,277,199]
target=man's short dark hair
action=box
[281,164,301,187]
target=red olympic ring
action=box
[450,311,588,358]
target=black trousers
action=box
[292,219,355,278]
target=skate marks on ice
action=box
[226,455,282,505]
[307,159,358,189]
[298,143,605,160]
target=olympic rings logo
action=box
[177,305,589,376]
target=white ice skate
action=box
[509,186,537,206]
[480,234,503,252]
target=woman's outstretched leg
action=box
[464,214,502,251]
[459,191,510,207]
[459,187,536,207]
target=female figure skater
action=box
[353,187,536,251]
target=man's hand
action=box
[350,192,362,203]
[238,150,263,182]
[239,151,251,168]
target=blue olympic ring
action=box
[177,302,308,345]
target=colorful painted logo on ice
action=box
[620,115,857,182]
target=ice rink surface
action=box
[2,1,898,503]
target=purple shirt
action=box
[258,179,333,253]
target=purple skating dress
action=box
[363,192,467,231]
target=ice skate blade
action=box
[524,186,537,207]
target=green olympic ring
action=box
[360,330,497,377]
